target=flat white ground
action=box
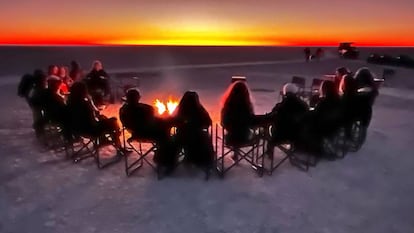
[1,58,414,233]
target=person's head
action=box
[92,60,103,71]
[282,83,299,97]
[339,74,357,96]
[221,80,253,112]
[48,65,59,76]
[125,88,141,105]
[320,80,338,99]
[47,77,62,94]
[336,67,351,79]
[33,69,45,78]
[69,81,88,102]
[70,60,80,70]
[354,67,376,88]
[58,66,68,78]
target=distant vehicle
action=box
[338,42,360,59]
[367,54,414,68]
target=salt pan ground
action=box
[1,57,414,233]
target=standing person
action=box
[173,91,214,170]
[69,60,83,82]
[315,48,324,60]
[304,47,311,62]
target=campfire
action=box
[154,98,179,115]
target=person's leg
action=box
[97,118,122,148]
[31,108,45,138]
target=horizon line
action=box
[1,43,414,48]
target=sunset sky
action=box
[1,0,413,46]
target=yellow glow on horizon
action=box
[107,39,275,46]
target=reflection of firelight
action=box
[154,98,178,115]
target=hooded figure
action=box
[267,83,309,144]
[174,91,214,168]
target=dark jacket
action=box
[85,69,110,95]
[67,97,98,135]
[269,94,309,143]
[42,90,67,124]
[175,104,213,167]
[221,102,256,145]
[119,102,158,137]
[313,95,344,137]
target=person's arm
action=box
[200,107,212,128]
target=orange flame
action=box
[166,99,178,115]
[154,98,178,115]
[154,99,166,115]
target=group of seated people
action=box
[221,66,378,157]
[19,60,379,175]
[120,89,215,174]
[18,60,113,108]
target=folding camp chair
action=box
[346,120,367,152]
[66,130,123,169]
[177,126,214,180]
[261,126,312,175]
[215,124,265,178]
[39,121,66,152]
[321,127,348,159]
[291,76,306,98]
[122,126,158,177]
[308,78,324,108]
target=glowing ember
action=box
[154,98,179,115]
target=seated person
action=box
[40,78,71,139]
[173,91,214,169]
[119,89,170,141]
[352,67,379,127]
[221,80,267,146]
[267,83,309,145]
[300,81,344,154]
[58,66,73,94]
[67,82,122,149]
[119,88,177,171]
[340,74,359,138]
[46,65,59,80]
[334,67,351,92]
[84,60,112,104]
[28,72,48,137]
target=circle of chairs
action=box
[37,76,369,180]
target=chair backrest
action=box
[291,76,306,89]
[311,78,324,91]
